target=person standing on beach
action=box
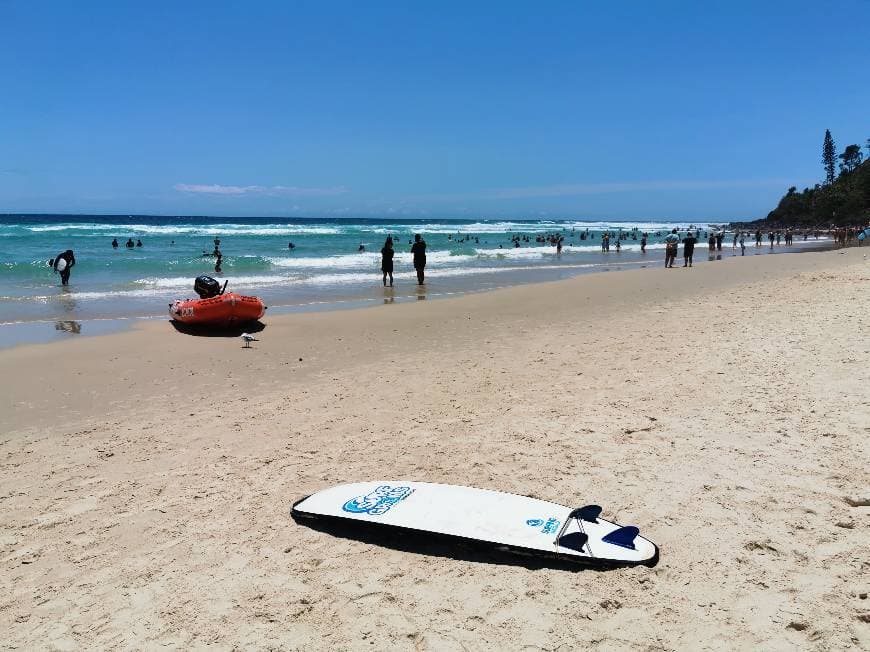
[381,237,394,287]
[664,229,679,268]
[739,233,746,255]
[715,231,724,251]
[52,249,76,286]
[411,233,427,285]
[682,231,697,267]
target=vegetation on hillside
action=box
[763,131,869,226]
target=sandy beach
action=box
[1,248,868,650]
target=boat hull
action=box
[169,293,265,326]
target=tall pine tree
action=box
[822,129,836,185]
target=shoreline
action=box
[0,239,835,349]
[1,247,867,649]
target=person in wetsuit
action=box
[380,236,394,287]
[410,233,427,285]
[52,249,76,285]
[126,238,135,248]
[111,238,118,248]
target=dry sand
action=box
[1,248,869,650]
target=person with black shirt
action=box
[682,231,697,267]
[126,238,135,248]
[111,238,118,249]
[410,233,427,285]
[380,237,394,287]
[52,249,76,285]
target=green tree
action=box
[839,144,864,174]
[822,129,836,184]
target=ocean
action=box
[0,215,826,337]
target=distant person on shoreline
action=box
[682,231,696,267]
[126,238,135,248]
[664,229,679,268]
[380,237,394,287]
[111,238,118,249]
[739,233,746,255]
[51,249,76,286]
[640,233,647,253]
[411,233,427,285]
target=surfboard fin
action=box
[568,505,602,523]
[602,526,640,550]
[557,531,589,553]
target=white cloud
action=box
[174,183,347,197]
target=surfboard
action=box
[291,481,658,568]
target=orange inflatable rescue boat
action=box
[169,276,266,326]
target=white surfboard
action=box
[292,481,658,567]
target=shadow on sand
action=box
[169,320,266,338]
[291,511,657,572]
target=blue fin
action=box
[569,505,602,523]
[557,532,589,553]
[602,526,639,550]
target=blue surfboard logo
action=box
[342,485,414,516]
[526,517,560,534]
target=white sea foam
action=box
[265,250,468,269]
[134,274,296,289]
[25,223,343,236]
[361,220,710,235]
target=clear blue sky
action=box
[1,0,868,220]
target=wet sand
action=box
[1,247,868,650]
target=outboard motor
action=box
[194,275,221,299]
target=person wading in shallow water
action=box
[380,236,394,287]
[51,249,76,285]
[411,233,427,285]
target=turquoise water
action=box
[0,215,824,326]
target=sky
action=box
[0,0,868,220]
